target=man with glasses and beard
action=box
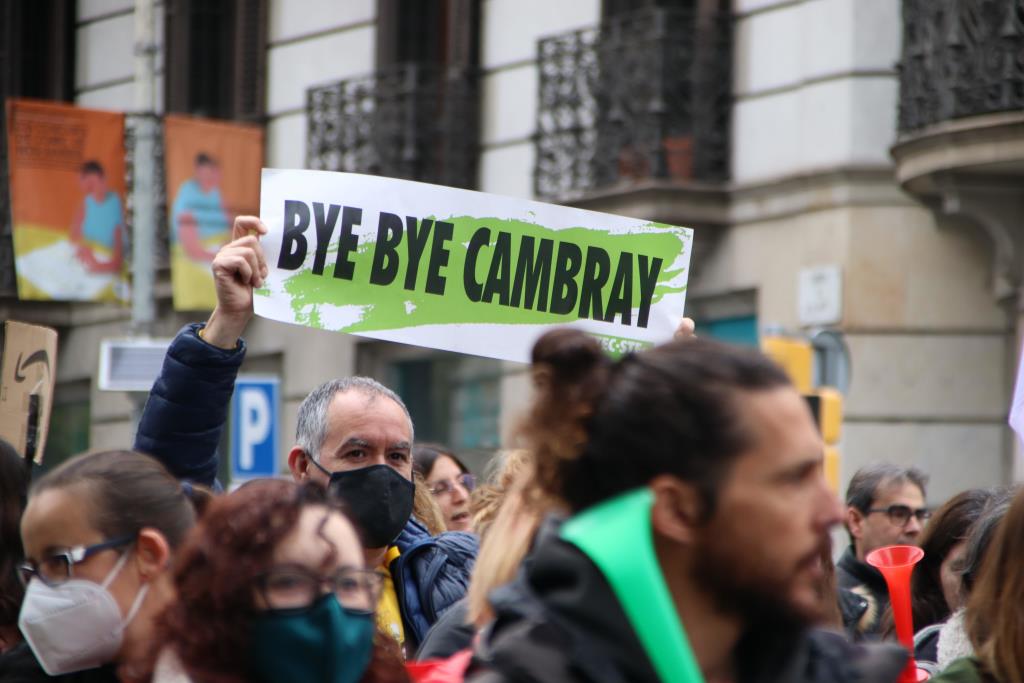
[838,463,929,640]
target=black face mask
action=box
[310,461,415,548]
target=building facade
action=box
[1,0,1020,498]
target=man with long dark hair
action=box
[468,329,907,683]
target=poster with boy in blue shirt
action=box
[70,161,124,274]
[171,153,230,262]
[7,99,128,302]
[164,114,263,311]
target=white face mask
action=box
[17,548,150,675]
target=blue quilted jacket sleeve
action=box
[132,323,245,488]
[393,517,479,646]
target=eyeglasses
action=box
[866,504,931,526]
[18,535,135,587]
[255,564,386,612]
[430,473,476,497]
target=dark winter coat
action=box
[0,644,118,683]
[416,599,475,661]
[469,519,907,683]
[836,545,890,639]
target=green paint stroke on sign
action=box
[272,214,688,342]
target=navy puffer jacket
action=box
[133,324,477,648]
[134,324,241,489]
[394,517,478,645]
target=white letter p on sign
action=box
[239,388,271,471]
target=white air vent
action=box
[98,338,172,392]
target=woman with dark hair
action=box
[154,478,409,683]
[894,488,999,665]
[0,438,29,654]
[930,487,1024,682]
[932,491,1012,671]
[412,445,475,532]
[0,449,206,682]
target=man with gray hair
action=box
[838,462,929,639]
[134,217,477,656]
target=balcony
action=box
[533,6,731,224]
[893,0,1024,194]
[306,63,479,190]
[898,0,1024,135]
[892,0,1024,301]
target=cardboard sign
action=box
[6,99,128,302]
[0,321,58,464]
[256,170,692,362]
[164,114,264,311]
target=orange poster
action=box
[164,114,264,311]
[6,99,128,302]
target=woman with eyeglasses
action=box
[0,449,206,683]
[412,445,475,533]
[153,479,409,683]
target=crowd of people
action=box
[0,216,1020,683]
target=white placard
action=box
[255,170,694,362]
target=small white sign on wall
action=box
[798,265,842,326]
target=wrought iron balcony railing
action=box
[307,63,479,190]
[534,7,731,201]
[899,0,1024,134]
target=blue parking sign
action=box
[231,376,279,480]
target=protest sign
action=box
[165,114,264,311]
[256,170,692,363]
[0,321,59,464]
[6,99,127,302]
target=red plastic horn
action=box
[866,545,929,682]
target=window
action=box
[164,0,268,121]
[375,0,479,70]
[696,315,759,347]
[535,0,731,198]
[602,0,693,20]
[0,1,75,102]
[687,290,759,347]
[357,342,503,462]
[41,382,90,474]
[0,1,76,295]
[304,0,480,187]
[390,354,501,453]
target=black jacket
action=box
[836,545,890,639]
[417,598,475,660]
[470,520,907,683]
[0,644,119,683]
[837,586,869,641]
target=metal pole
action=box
[130,0,158,437]
[132,0,157,337]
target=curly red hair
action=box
[158,479,408,683]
